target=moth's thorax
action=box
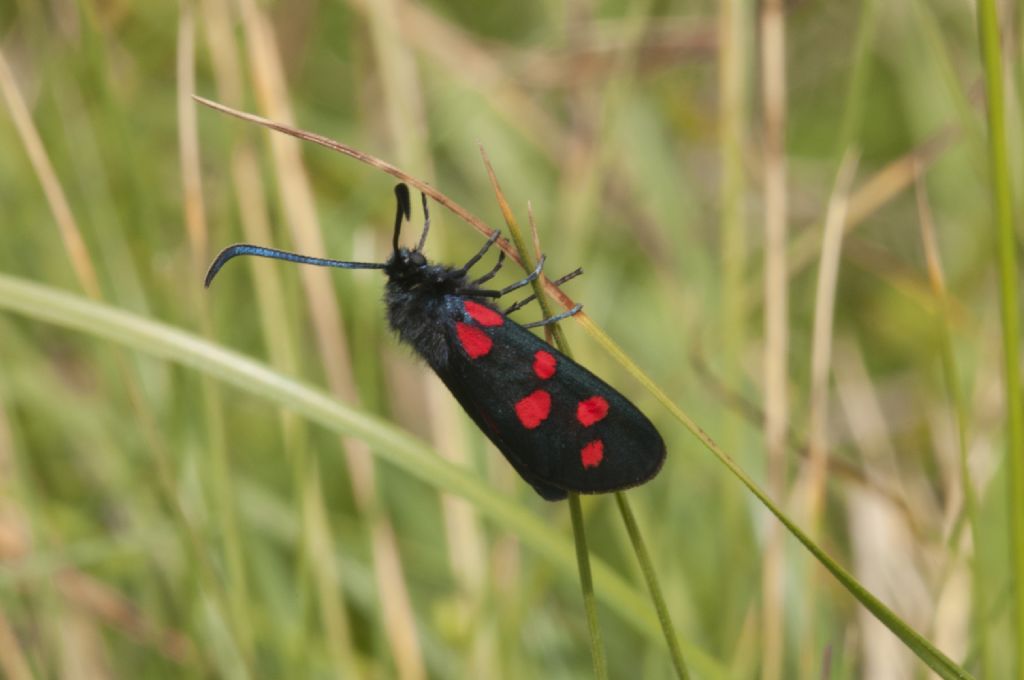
[383,248,473,369]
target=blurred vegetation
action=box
[0,0,1020,678]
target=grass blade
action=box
[975,0,1024,671]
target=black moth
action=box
[205,184,666,500]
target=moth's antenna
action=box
[205,244,386,288]
[392,184,411,252]
[416,192,431,251]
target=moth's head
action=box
[394,247,427,268]
[385,246,428,279]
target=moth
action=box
[206,184,665,500]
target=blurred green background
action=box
[0,0,1019,678]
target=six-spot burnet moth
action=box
[205,184,666,500]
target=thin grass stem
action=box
[974,0,1024,672]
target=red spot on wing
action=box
[456,322,493,358]
[581,440,604,469]
[514,390,551,429]
[464,300,504,327]
[533,351,557,379]
[577,396,609,427]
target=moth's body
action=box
[206,184,666,500]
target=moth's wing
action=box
[431,297,665,499]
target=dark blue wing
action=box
[429,296,665,500]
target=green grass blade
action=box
[481,154,690,679]
[975,0,1024,672]
[481,155,609,678]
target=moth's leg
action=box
[496,255,545,296]
[521,303,583,329]
[504,267,583,314]
[470,251,506,287]
[452,232,500,276]
[455,289,501,298]
[457,254,544,298]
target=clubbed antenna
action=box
[392,183,411,252]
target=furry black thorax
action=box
[383,247,476,370]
